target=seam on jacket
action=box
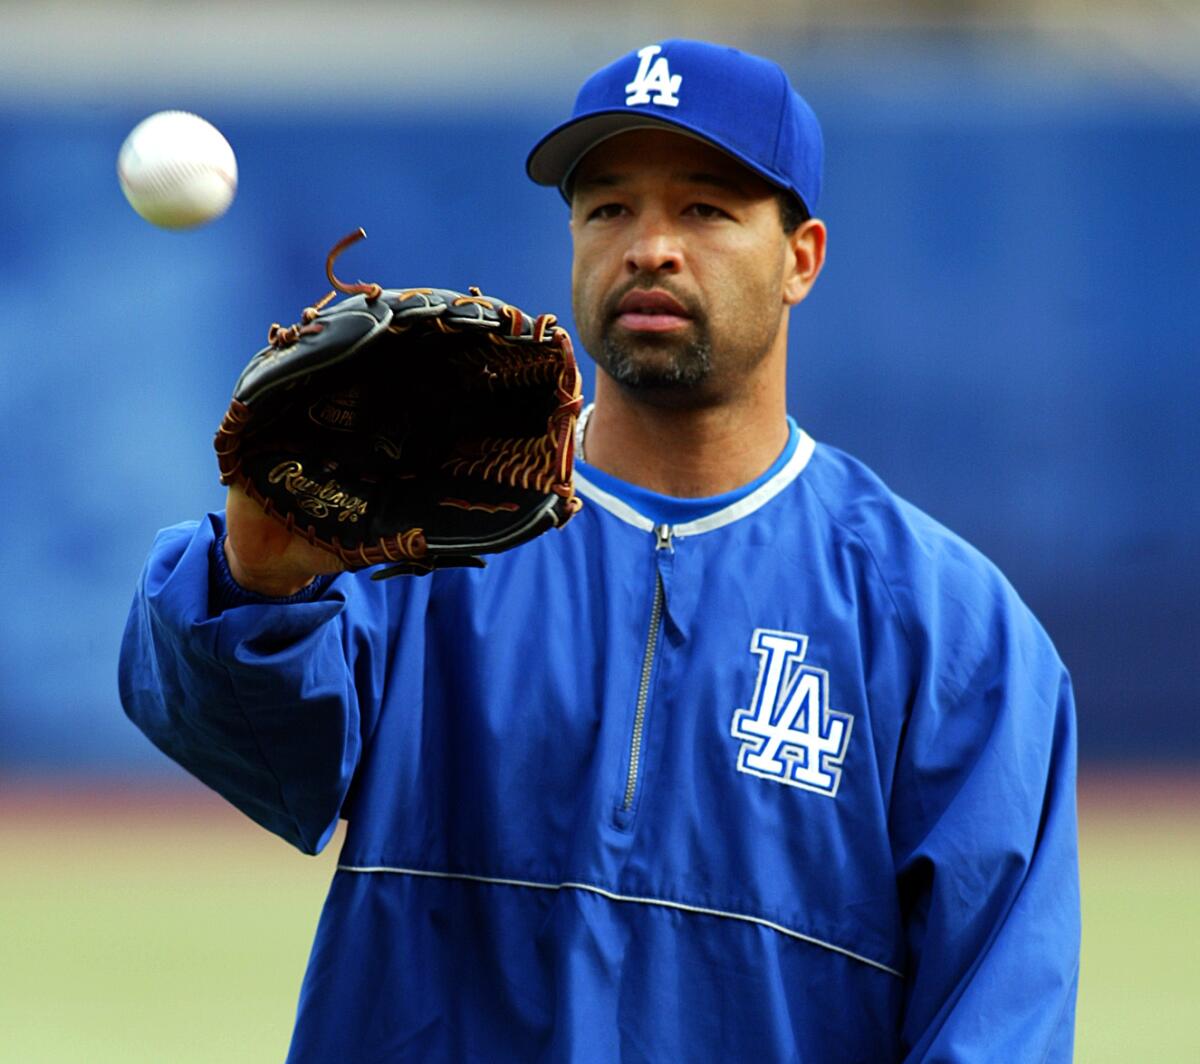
[215,656,314,852]
[209,597,315,851]
[1037,954,1080,1064]
[337,863,904,978]
[796,465,920,671]
[791,460,930,845]
[149,523,311,850]
[799,459,1044,715]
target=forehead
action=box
[571,128,776,197]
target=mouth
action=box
[613,288,693,333]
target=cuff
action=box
[209,533,334,613]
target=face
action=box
[569,129,812,407]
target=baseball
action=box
[117,111,237,229]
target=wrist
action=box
[222,534,316,598]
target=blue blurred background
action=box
[1,1,1197,777]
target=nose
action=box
[623,213,682,275]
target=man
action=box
[121,39,1080,1062]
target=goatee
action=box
[597,332,713,391]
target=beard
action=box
[581,280,713,396]
[596,328,712,390]
[576,268,786,408]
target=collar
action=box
[573,404,815,537]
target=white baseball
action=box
[117,111,237,229]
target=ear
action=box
[782,218,827,306]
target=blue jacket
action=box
[119,431,1079,1062]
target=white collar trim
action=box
[573,428,816,538]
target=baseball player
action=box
[120,39,1080,1062]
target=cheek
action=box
[571,244,611,320]
[731,242,787,305]
[703,254,766,314]
[700,254,786,350]
[570,262,604,349]
[570,256,590,308]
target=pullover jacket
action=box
[119,431,1080,1062]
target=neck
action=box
[582,371,790,499]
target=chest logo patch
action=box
[731,629,853,797]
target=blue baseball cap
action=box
[527,39,823,215]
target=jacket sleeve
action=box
[118,514,422,854]
[890,554,1080,1062]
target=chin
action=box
[597,336,712,394]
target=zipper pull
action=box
[654,524,674,551]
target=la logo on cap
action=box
[625,45,681,108]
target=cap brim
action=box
[527,111,773,200]
[528,115,720,199]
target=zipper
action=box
[621,523,673,813]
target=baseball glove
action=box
[214,228,583,578]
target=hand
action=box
[223,482,345,597]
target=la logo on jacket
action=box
[731,629,853,797]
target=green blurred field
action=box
[1,771,1196,1062]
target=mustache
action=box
[602,279,702,324]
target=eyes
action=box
[686,202,733,221]
[584,201,734,223]
[584,203,626,222]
